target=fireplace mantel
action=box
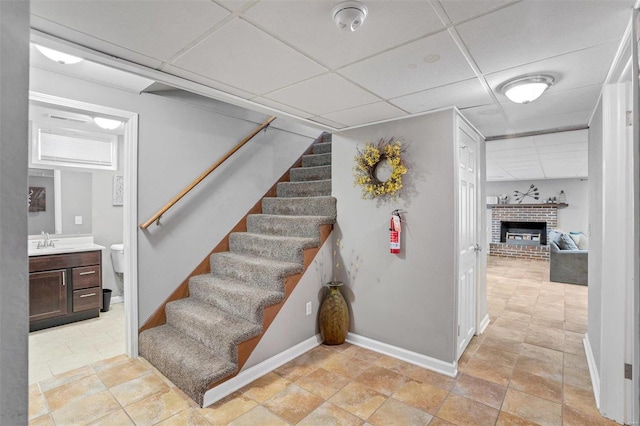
[488,203,568,209]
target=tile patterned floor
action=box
[29,302,126,384]
[29,257,620,425]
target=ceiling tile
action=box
[486,137,534,152]
[215,0,257,12]
[31,0,230,62]
[173,19,327,95]
[322,102,406,127]
[251,97,314,119]
[456,0,633,73]
[532,129,588,146]
[486,41,620,101]
[510,109,593,134]
[501,84,601,123]
[310,116,347,129]
[162,64,256,99]
[390,78,492,113]
[475,123,516,138]
[265,74,380,116]
[439,0,515,24]
[536,143,587,155]
[460,104,505,126]
[339,30,476,99]
[244,0,443,69]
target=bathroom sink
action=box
[28,236,105,257]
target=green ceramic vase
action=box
[319,282,349,345]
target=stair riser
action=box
[246,215,326,239]
[229,233,309,264]
[302,153,331,167]
[262,197,337,217]
[210,255,299,292]
[313,143,332,155]
[276,180,331,198]
[290,165,331,182]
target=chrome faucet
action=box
[36,231,55,248]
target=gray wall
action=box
[588,98,603,368]
[243,237,332,369]
[30,67,320,325]
[486,178,589,232]
[28,173,55,235]
[332,110,457,363]
[60,170,92,235]
[0,0,29,423]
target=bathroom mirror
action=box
[28,168,92,236]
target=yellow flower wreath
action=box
[353,138,407,200]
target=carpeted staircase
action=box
[139,135,335,406]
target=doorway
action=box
[28,92,139,381]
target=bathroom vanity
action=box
[29,238,104,332]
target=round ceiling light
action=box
[34,45,83,65]
[93,117,122,130]
[332,1,368,32]
[499,75,555,104]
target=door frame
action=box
[29,92,139,357]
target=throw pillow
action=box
[577,234,589,250]
[558,233,579,250]
[569,232,581,246]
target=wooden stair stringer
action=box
[207,222,332,391]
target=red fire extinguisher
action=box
[390,210,401,254]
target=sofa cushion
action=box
[569,232,581,246]
[549,230,563,245]
[577,234,589,250]
[558,233,579,250]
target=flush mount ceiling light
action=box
[93,117,122,130]
[332,1,368,32]
[499,75,555,104]
[34,45,83,65]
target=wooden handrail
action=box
[140,116,276,229]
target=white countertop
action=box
[28,236,105,257]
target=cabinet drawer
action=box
[72,265,101,290]
[73,287,100,312]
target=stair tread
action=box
[248,213,335,222]
[233,232,318,245]
[139,325,236,405]
[166,298,262,342]
[212,251,303,271]
[189,274,284,325]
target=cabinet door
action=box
[29,270,67,322]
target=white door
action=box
[457,121,479,360]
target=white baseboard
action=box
[477,314,490,334]
[111,296,124,304]
[202,334,322,408]
[584,333,601,409]
[346,332,457,377]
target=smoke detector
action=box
[332,1,368,32]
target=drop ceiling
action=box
[28,0,635,180]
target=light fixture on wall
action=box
[499,75,555,104]
[332,1,368,32]
[34,45,83,65]
[93,117,122,130]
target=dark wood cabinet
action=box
[29,250,102,331]
[29,270,67,322]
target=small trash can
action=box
[101,289,112,312]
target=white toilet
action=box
[110,243,124,274]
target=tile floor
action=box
[29,302,126,384]
[29,257,620,425]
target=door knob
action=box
[474,244,482,252]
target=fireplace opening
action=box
[500,221,547,246]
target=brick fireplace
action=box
[489,204,560,260]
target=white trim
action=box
[28,92,139,359]
[477,314,490,335]
[584,333,601,409]
[53,169,62,234]
[346,332,457,378]
[202,334,322,408]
